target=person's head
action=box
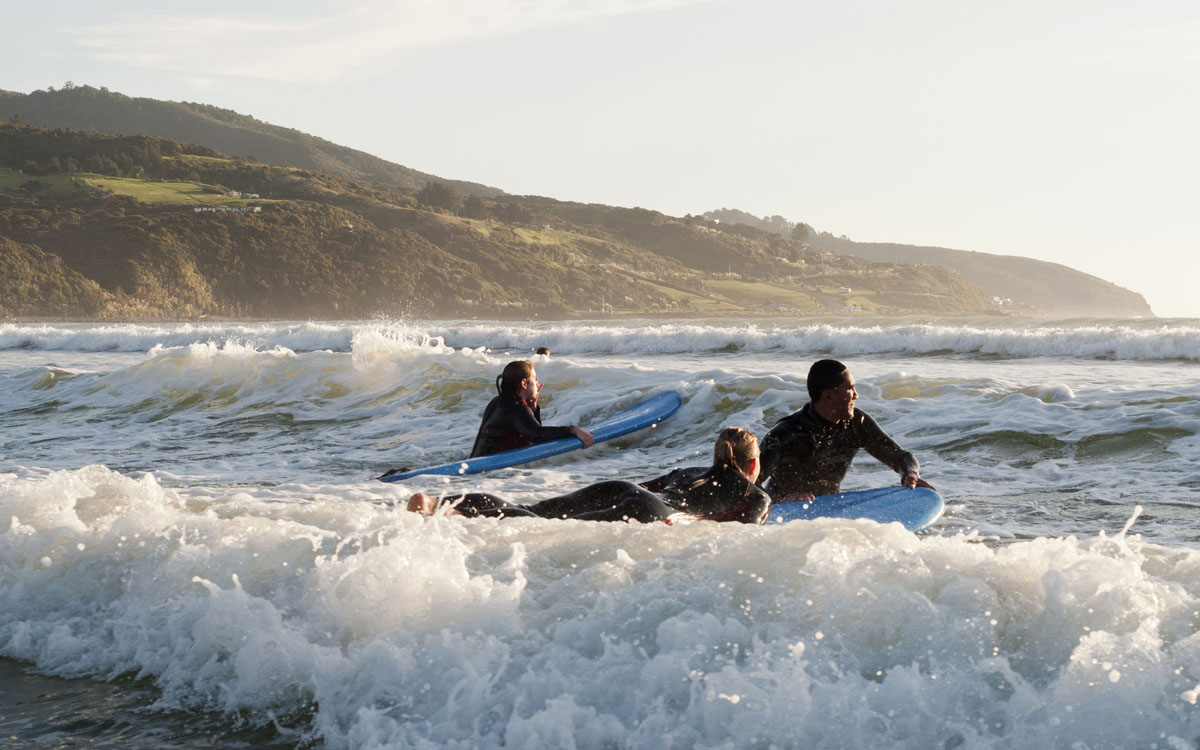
[497,360,539,400]
[535,346,551,356]
[806,359,848,402]
[712,426,760,482]
[807,359,856,422]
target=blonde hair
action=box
[712,426,759,476]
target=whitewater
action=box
[1,317,1198,749]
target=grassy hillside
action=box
[0,84,501,197]
[702,208,1153,317]
[0,122,1002,320]
[1,85,1150,318]
[813,237,1153,317]
[0,236,105,316]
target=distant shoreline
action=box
[1,309,1031,325]
[15,309,1166,326]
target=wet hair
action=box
[535,347,551,356]
[807,359,848,403]
[712,426,760,476]
[497,360,534,396]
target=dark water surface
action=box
[0,658,297,749]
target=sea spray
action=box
[3,467,1200,748]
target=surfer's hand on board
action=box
[903,472,936,491]
[779,491,816,503]
[571,426,595,448]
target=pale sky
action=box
[4,0,1198,317]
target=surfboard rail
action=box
[769,485,945,531]
[379,390,683,482]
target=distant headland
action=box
[0,85,1153,320]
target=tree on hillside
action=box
[495,201,533,225]
[416,181,460,213]
[763,215,792,234]
[461,195,488,219]
[791,222,814,243]
[82,154,118,176]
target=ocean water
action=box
[1,317,1198,749]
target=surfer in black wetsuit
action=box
[758,359,930,503]
[407,427,770,525]
[469,360,593,458]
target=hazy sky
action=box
[4,0,1198,317]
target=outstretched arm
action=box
[859,412,920,484]
[570,425,595,448]
[510,402,575,445]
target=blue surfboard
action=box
[770,486,945,532]
[379,390,683,483]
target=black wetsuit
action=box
[444,463,771,524]
[640,464,771,524]
[758,403,918,499]
[469,395,574,458]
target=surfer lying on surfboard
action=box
[406,427,770,524]
[758,359,935,503]
[470,360,594,458]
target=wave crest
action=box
[6,319,1197,361]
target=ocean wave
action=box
[0,321,360,353]
[4,319,1200,361]
[421,319,1200,361]
[2,468,1199,749]
[4,330,1198,497]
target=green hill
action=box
[0,84,501,197]
[0,123,1000,320]
[813,237,1153,317]
[1,84,1151,318]
[703,209,1153,317]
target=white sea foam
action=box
[3,318,1200,746]
[3,326,1198,530]
[419,318,1200,361]
[2,467,1199,748]
[3,318,1200,361]
[0,321,358,353]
